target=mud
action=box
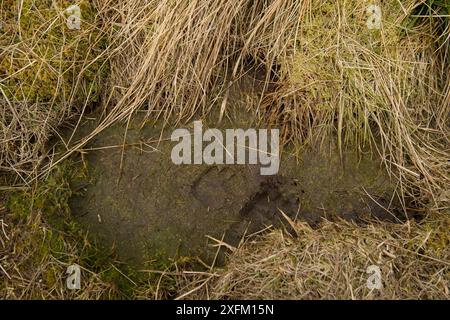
[67,73,403,266]
[68,117,402,267]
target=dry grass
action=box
[46,0,307,178]
[101,0,303,120]
[0,0,448,300]
[0,0,108,182]
[2,1,448,211]
[261,0,449,210]
[176,214,449,300]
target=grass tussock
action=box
[177,215,449,300]
[261,0,449,210]
[103,0,303,119]
[56,0,307,172]
[0,0,108,181]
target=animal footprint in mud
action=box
[240,178,299,230]
[223,176,300,247]
[190,167,239,210]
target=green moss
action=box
[6,161,83,219]
[0,0,108,106]
[279,0,435,147]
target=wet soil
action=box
[67,73,403,266]
[68,117,402,267]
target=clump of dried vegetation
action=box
[263,0,449,211]
[175,216,449,299]
[0,0,108,181]
[0,0,449,299]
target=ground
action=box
[68,76,403,267]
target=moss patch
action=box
[0,0,107,104]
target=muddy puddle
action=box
[67,74,404,266]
